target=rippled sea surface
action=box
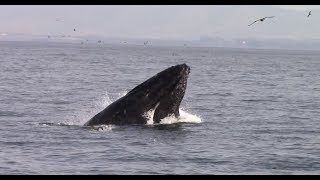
[1,41,320,174]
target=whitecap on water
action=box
[159,109,202,125]
[92,125,114,132]
[143,107,202,125]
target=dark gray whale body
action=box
[84,64,190,126]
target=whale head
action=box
[84,64,190,126]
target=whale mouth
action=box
[151,64,190,123]
[144,102,161,125]
[84,64,191,126]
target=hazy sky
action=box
[0,5,320,40]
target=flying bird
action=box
[248,16,275,26]
[144,41,148,45]
[307,11,312,17]
[74,28,76,32]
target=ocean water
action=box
[1,41,320,174]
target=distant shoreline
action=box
[1,39,320,52]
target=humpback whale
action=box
[84,64,190,126]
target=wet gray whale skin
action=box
[84,64,190,126]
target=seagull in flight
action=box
[307,11,312,17]
[248,16,275,26]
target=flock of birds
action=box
[248,10,312,26]
[47,18,105,45]
[47,17,150,46]
[47,10,313,47]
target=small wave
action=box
[91,125,114,132]
[241,99,278,103]
[198,92,233,97]
[241,95,283,103]
[38,122,114,132]
[3,141,34,146]
[289,116,310,120]
[48,53,68,56]
[0,110,26,117]
[212,92,233,97]
[38,100,72,105]
[38,122,72,126]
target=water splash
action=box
[117,91,128,99]
[143,102,160,125]
[143,107,202,125]
[92,125,114,132]
[159,109,202,125]
[96,91,113,108]
[64,91,127,126]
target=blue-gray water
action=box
[1,41,320,174]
